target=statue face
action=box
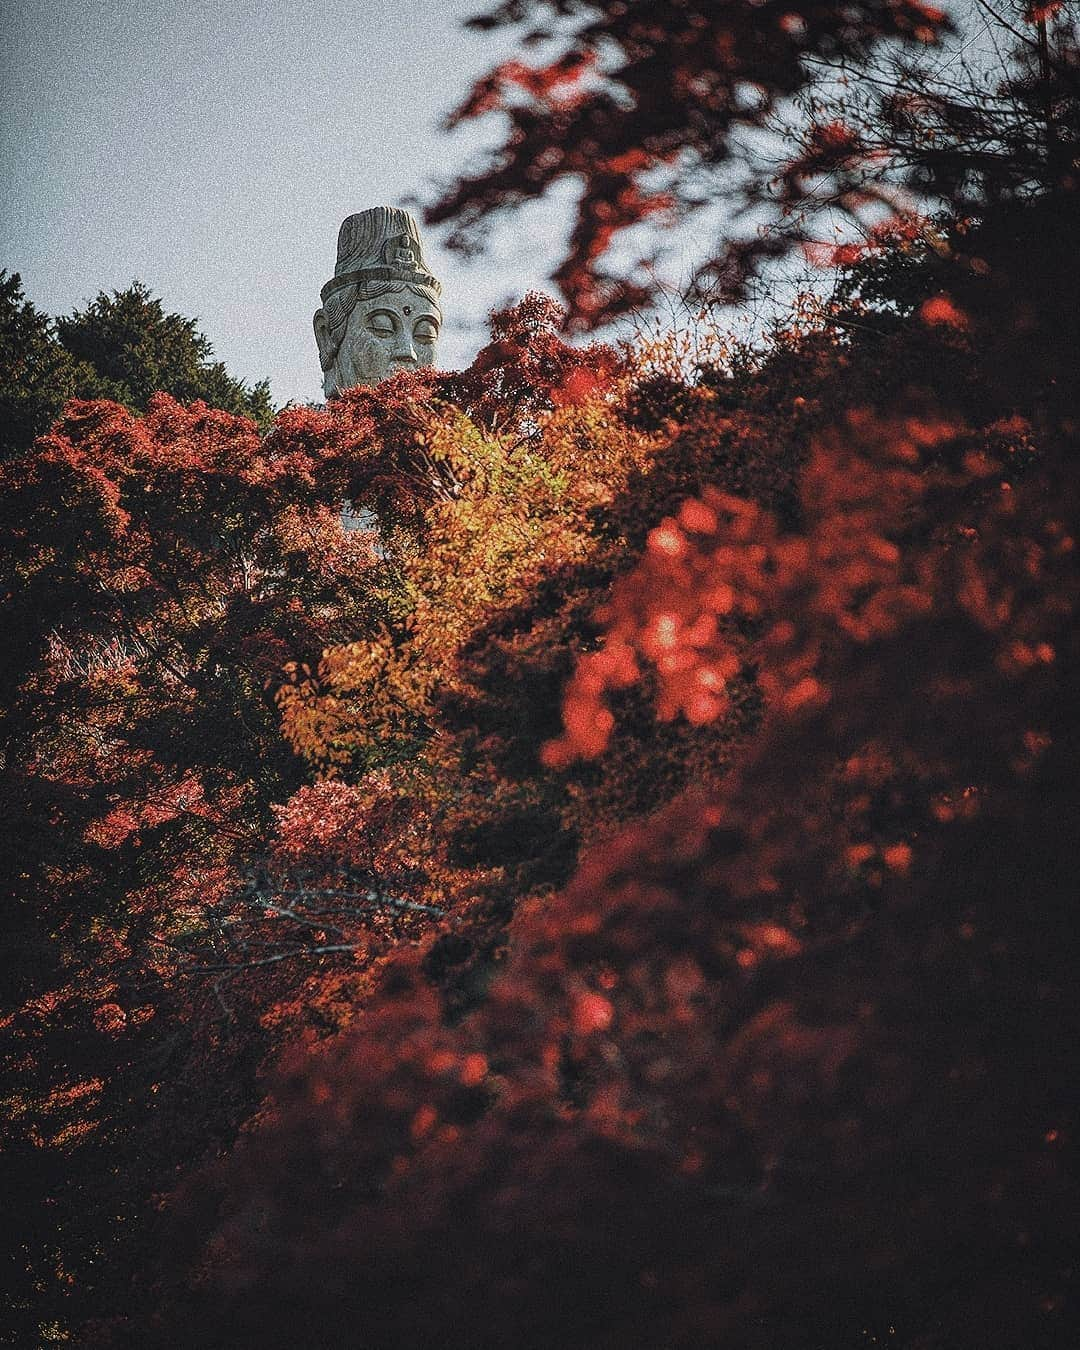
[329,293,441,393]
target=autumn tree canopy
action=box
[429,0,1078,324]
[3,3,1078,1348]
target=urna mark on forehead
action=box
[357,292,442,326]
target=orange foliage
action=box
[111,200,1079,1349]
[6,195,1080,1347]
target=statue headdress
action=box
[320,206,442,304]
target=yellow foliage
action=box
[277,391,659,773]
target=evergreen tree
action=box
[56,281,274,429]
[0,270,80,460]
[1,273,275,455]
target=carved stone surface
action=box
[314,207,443,396]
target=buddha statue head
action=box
[314,206,443,396]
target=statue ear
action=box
[313,308,334,370]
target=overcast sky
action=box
[0,0,566,404]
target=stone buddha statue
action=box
[314,206,443,396]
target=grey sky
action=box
[0,0,561,404]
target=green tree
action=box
[1,273,276,461]
[57,280,274,429]
[0,270,81,461]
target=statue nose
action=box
[392,331,417,362]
